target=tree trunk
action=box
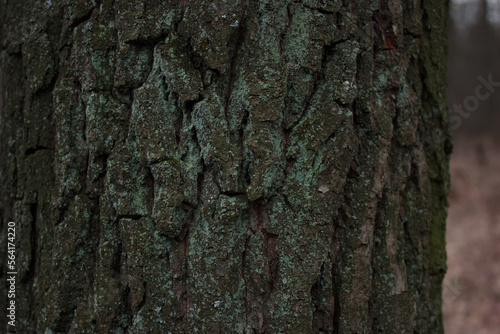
[1,0,451,333]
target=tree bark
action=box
[1,0,451,333]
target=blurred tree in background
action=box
[448,0,500,134]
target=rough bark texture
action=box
[0,0,451,333]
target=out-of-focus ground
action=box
[443,135,500,334]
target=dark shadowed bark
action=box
[1,0,451,333]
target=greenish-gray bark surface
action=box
[1,0,451,333]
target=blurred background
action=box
[444,0,500,333]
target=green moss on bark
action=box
[1,0,450,333]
